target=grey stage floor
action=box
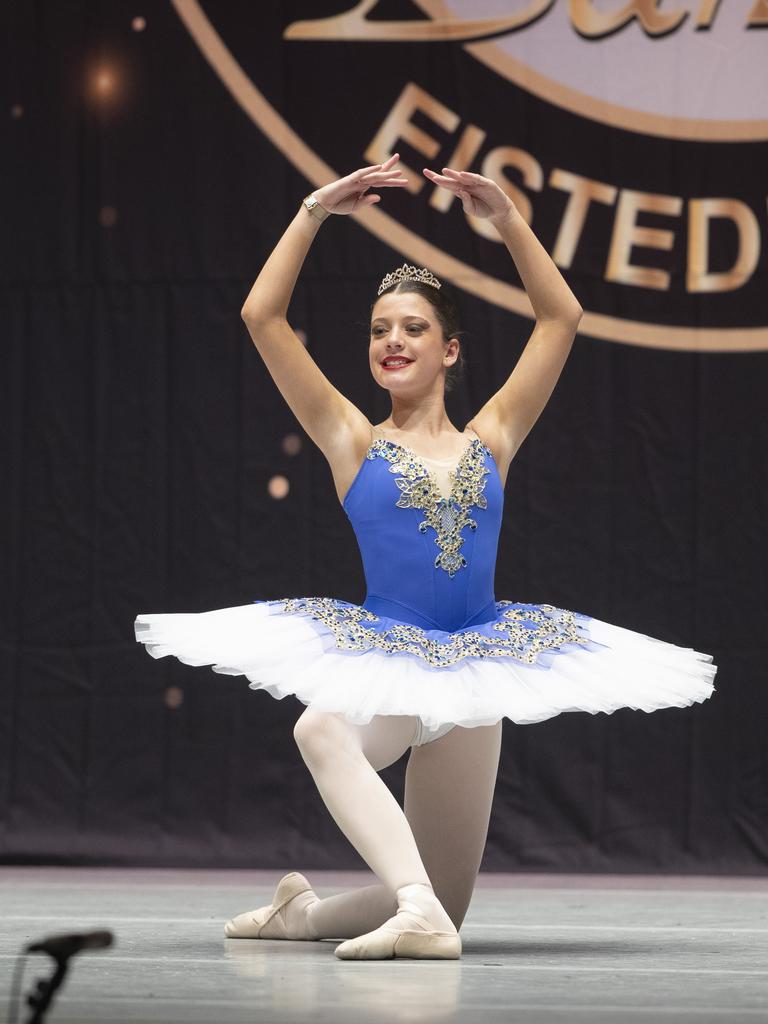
[1,868,767,1023]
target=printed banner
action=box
[174,0,768,351]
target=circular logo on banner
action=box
[172,0,768,352]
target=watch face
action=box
[304,195,326,219]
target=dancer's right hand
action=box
[312,154,408,215]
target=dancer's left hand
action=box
[422,167,516,223]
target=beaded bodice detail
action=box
[268,596,589,667]
[337,430,503,634]
[265,429,596,664]
[366,436,490,578]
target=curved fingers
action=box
[358,172,408,187]
[355,153,400,178]
[442,167,486,181]
[425,168,488,196]
[422,168,464,191]
[441,169,497,194]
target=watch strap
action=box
[302,194,330,222]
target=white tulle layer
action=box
[134,601,717,729]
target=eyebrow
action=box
[371,315,430,325]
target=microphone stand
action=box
[16,930,114,1023]
[24,955,70,1024]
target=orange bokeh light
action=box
[268,475,290,500]
[282,433,302,456]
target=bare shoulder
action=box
[321,408,374,507]
[465,413,517,488]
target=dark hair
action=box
[370,277,467,393]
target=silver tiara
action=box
[377,263,442,297]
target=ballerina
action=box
[134,154,717,960]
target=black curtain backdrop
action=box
[1,1,766,871]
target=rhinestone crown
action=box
[377,263,442,297]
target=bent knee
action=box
[293,708,349,760]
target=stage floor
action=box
[1,867,766,1023]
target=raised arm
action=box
[241,156,407,464]
[423,167,583,473]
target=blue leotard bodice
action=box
[342,433,504,633]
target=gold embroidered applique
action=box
[267,596,591,668]
[367,437,491,577]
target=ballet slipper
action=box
[334,908,461,960]
[335,882,461,960]
[224,871,319,940]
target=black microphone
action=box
[26,930,114,960]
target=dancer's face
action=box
[369,292,459,395]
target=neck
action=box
[386,394,453,438]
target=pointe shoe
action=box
[334,909,462,960]
[224,871,319,940]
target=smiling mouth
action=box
[381,358,413,369]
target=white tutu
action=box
[134,597,717,730]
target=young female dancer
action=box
[134,154,717,961]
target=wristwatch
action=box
[302,194,330,222]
